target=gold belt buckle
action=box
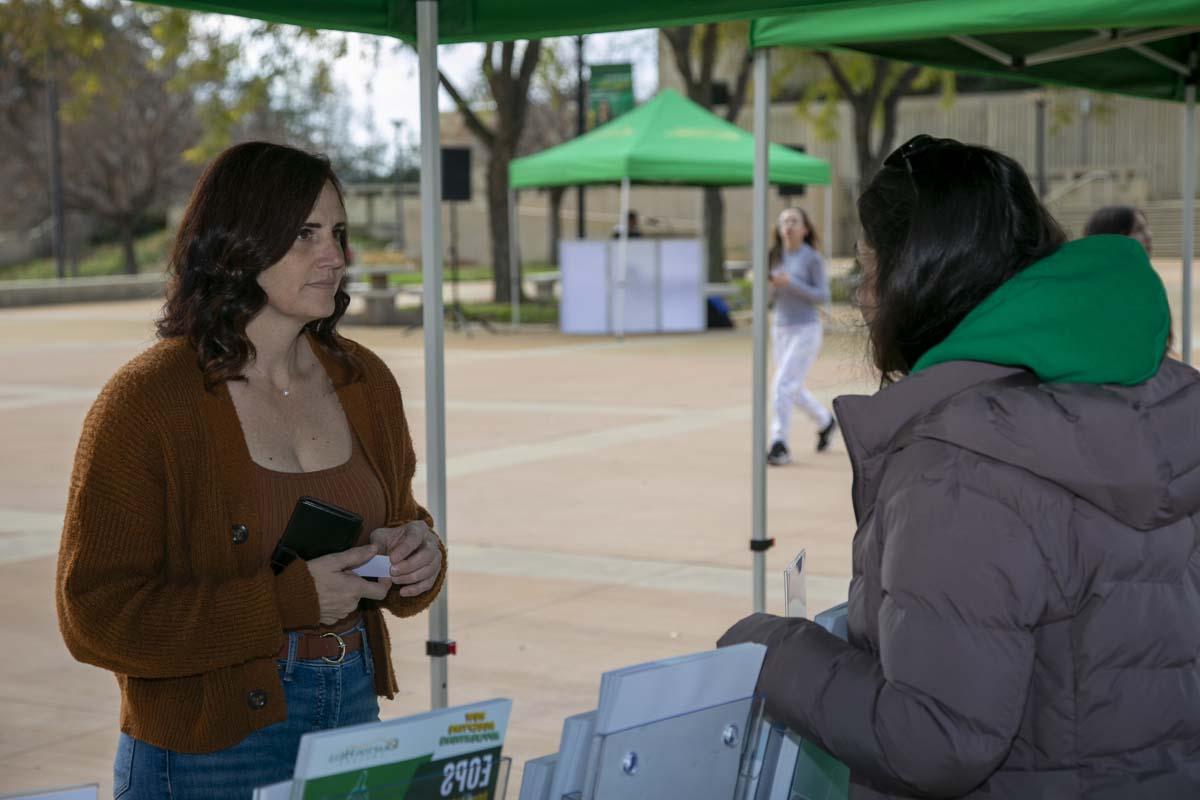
[320,631,347,664]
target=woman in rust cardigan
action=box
[56,142,446,798]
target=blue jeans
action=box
[113,626,379,800]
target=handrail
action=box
[1044,168,1116,205]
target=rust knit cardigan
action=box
[55,334,446,753]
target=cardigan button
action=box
[247,690,268,710]
[231,524,248,545]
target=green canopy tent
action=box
[749,2,1200,356]
[509,88,830,187]
[508,87,830,337]
[131,0,827,709]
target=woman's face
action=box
[778,209,807,250]
[256,182,347,325]
[1131,213,1153,259]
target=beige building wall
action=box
[346,86,1199,265]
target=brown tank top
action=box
[253,431,388,633]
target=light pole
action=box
[46,51,66,280]
[391,119,406,253]
[576,35,586,239]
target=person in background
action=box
[1084,204,1153,258]
[56,142,446,799]
[720,136,1198,799]
[767,207,836,465]
[612,209,644,239]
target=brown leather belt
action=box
[277,627,364,664]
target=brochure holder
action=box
[579,696,756,800]
[747,602,851,800]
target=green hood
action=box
[912,235,1170,385]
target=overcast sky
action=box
[333,30,661,153]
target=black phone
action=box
[269,496,363,575]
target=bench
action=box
[346,265,416,325]
[528,270,562,301]
[723,260,751,281]
[705,282,741,299]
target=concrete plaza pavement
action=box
[1,255,1196,796]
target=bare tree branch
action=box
[697,23,719,102]
[663,28,696,95]
[725,50,753,122]
[864,56,888,114]
[877,63,923,162]
[511,40,543,139]
[816,51,858,102]
[500,40,514,87]
[439,69,496,148]
[482,42,497,99]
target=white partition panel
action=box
[658,239,706,333]
[613,239,659,334]
[560,240,610,334]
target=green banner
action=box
[588,63,634,129]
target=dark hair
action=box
[858,136,1067,383]
[1084,205,1143,238]
[156,142,359,390]
[769,207,819,268]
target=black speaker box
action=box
[442,147,471,202]
[778,143,808,197]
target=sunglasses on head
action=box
[884,134,958,175]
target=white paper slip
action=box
[548,710,596,800]
[0,786,98,800]
[251,780,292,800]
[593,643,766,734]
[350,554,391,578]
[518,753,559,800]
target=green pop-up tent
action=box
[748,2,1200,358]
[509,88,830,337]
[131,0,826,709]
[509,88,830,188]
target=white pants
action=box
[771,321,832,446]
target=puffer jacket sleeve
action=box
[720,468,1048,797]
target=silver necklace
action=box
[249,361,294,398]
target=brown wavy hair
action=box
[157,141,360,390]
[768,206,819,269]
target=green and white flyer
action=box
[288,698,512,800]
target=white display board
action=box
[613,239,660,334]
[560,238,706,336]
[559,241,610,334]
[658,239,707,333]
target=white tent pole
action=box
[417,0,449,709]
[616,177,631,339]
[1183,42,1197,366]
[509,187,520,329]
[751,49,771,614]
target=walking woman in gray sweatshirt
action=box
[767,207,837,465]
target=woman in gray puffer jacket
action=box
[719,135,1200,799]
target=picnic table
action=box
[346,264,418,325]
